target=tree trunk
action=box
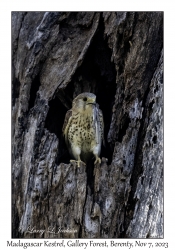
[12,12,163,238]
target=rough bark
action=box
[12,12,163,238]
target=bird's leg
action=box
[70,155,86,167]
[92,147,101,165]
[94,154,101,165]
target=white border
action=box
[1,0,175,248]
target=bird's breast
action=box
[67,112,97,152]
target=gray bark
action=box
[12,12,163,238]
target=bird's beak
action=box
[87,102,96,106]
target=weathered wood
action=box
[12,12,163,238]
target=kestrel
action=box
[62,92,104,167]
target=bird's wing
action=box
[94,104,105,146]
[98,108,105,147]
[62,109,72,146]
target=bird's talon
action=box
[78,160,86,167]
[70,160,86,167]
[94,157,101,165]
[70,160,76,164]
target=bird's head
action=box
[72,92,96,112]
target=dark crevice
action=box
[146,232,151,238]
[118,115,131,143]
[86,159,96,195]
[45,96,70,165]
[28,74,41,110]
[152,135,157,144]
[141,176,144,185]
[78,172,89,238]
[149,100,155,111]
[130,12,138,41]
[78,224,83,238]
[12,78,21,106]
[12,203,20,238]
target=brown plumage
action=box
[62,92,104,167]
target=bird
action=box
[62,92,104,167]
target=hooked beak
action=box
[87,102,96,106]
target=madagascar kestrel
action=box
[62,92,104,167]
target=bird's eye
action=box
[83,97,87,102]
